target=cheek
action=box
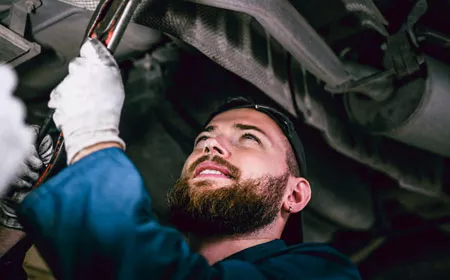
[180,163,189,177]
[235,152,286,179]
[181,148,207,176]
[181,153,197,176]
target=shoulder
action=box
[286,242,352,263]
[257,243,361,279]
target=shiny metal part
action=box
[85,0,141,52]
[341,0,388,36]
[132,0,447,199]
[346,56,450,157]
[326,62,394,102]
[400,0,428,47]
[108,0,140,51]
[185,0,353,87]
[0,23,41,66]
[9,0,42,35]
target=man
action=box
[12,39,361,279]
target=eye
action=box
[195,135,209,146]
[241,133,261,144]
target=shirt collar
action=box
[220,239,287,263]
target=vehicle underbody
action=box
[1,0,450,278]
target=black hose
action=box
[36,109,55,145]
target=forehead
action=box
[207,108,288,144]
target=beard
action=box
[167,155,289,238]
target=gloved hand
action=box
[0,65,34,197]
[48,38,126,164]
[0,126,54,230]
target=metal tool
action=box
[33,0,140,188]
[85,0,141,52]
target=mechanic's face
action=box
[167,108,300,237]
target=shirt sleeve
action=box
[17,148,360,280]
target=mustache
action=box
[187,155,241,179]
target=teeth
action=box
[199,169,224,175]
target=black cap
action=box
[205,97,307,245]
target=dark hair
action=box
[284,138,301,177]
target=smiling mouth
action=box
[195,169,232,179]
[194,169,232,179]
[191,158,238,180]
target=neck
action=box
[189,226,281,265]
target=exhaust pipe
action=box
[185,0,353,87]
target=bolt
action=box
[25,0,41,13]
[26,0,35,13]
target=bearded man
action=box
[7,39,361,279]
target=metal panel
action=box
[0,23,41,66]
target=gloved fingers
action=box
[2,188,30,207]
[18,167,39,185]
[22,163,40,182]
[9,189,29,203]
[48,87,61,110]
[48,60,82,119]
[48,86,65,131]
[27,147,44,171]
[9,161,37,188]
[30,124,40,136]
[38,134,54,165]
[80,38,118,68]
[0,64,18,96]
[48,74,73,111]
[27,124,54,165]
[51,107,64,131]
[10,177,33,188]
[42,39,125,165]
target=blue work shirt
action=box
[17,148,361,279]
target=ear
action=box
[282,177,311,213]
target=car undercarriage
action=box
[1,0,450,278]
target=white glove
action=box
[0,126,54,230]
[9,126,53,188]
[48,38,126,164]
[0,65,34,197]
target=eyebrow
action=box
[234,123,268,138]
[203,125,215,133]
[202,124,268,138]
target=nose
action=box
[203,136,231,158]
